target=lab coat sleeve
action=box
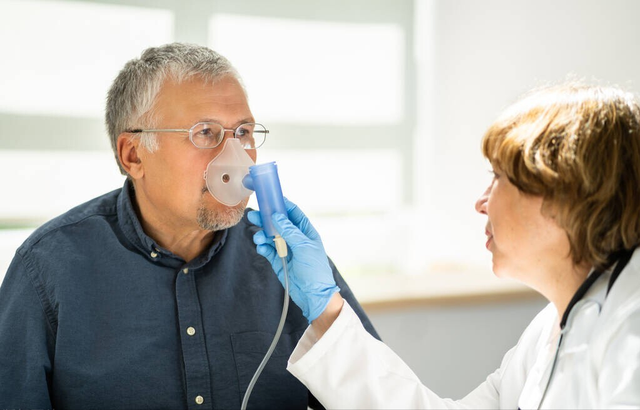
[288,300,509,409]
[0,251,54,408]
[597,303,640,408]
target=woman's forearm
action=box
[311,292,344,338]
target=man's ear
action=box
[117,134,144,179]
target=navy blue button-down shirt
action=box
[0,181,379,409]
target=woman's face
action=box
[475,164,570,285]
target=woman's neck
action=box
[543,261,592,324]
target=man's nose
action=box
[475,185,491,215]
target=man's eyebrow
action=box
[200,117,256,127]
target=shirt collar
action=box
[116,179,228,268]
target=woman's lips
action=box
[485,230,493,250]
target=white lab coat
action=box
[288,248,640,409]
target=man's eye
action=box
[198,129,215,138]
[236,128,251,138]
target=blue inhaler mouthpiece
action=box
[242,162,287,238]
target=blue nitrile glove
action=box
[248,198,340,323]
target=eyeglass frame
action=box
[126,121,269,149]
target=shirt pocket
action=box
[231,330,308,409]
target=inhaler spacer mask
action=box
[204,138,255,206]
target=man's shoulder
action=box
[19,187,122,252]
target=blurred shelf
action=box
[348,270,542,311]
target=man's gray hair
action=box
[105,43,243,175]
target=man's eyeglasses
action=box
[127,122,268,149]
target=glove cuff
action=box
[306,286,341,323]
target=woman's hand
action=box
[248,198,341,323]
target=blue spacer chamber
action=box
[242,162,287,238]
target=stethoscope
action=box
[535,248,634,409]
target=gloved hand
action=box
[248,198,340,323]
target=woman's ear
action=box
[117,134,144,180]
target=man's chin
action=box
[197,198,248,231]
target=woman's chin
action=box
[491,260,507,279]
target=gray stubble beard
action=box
[196,196,248,231]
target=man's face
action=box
[135,75,257,232]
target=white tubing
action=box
[241,255,290,410]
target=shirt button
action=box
[150,251,158,258]
[195,395,204,405]
[183,268,189,274]
[187,327,196,336]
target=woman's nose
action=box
[475,185,491,215]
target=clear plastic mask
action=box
[203,138,255,206]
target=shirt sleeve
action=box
[287,301,508,409]
[0,251,55,408]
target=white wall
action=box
[417,0,640,267]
